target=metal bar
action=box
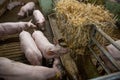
[88,46,111,74]
[91,37,120,70]
[48,13,66,47]
[94,25,120,51]
[90,72,120,80]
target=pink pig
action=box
[0,20,36,38]
[18,2,35,17]
[32,30,68,59]
[106,40,120,59]
[100,40,120,72]
[0,57,61,80]
[33,10,45,31]
[19,30,42,65]
[7,1,24,10]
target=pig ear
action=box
[47,51,55,56]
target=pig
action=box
[19,31,42,65]
[100,40,120,72]
[0,20,36,38]
[7,1,24,10]
[33,10,45,31]
[32,30,68,59]
[106,40,120,59]
[18,2,35,17]
[0,57,61,80]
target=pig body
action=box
[19,31,42,65]
[0,21,36,38]
[106,40,120,60]
[18,2,35,17]
[33,10,45,31]
[0,57,60,80]
[32,30,67,59]
[7,1,24,10]
[100,40,120,72]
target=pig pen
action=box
[0,0,64,80]
[0,0,120,80]
[0,0,55,61]
[48,13,120,80]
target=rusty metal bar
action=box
[88,45,111,74]
[89,24,120,73]
[94,25,120,51]
[91,37,120,70]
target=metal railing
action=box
[88,24,120,74]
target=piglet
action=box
[18,2,35,17]
[0,57,61,80]
[33,10,45,31]
[7,1,24,10]
[100,40,120,72]
[19,31,42,65]
[0,20,36,38]
[32,30,68,59]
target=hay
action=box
[55,0,116,54]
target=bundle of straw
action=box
[55,0,116,54]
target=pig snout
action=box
[47,44,68,57]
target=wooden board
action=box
[0,34,29,63]
[48,13,82,80]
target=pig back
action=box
[23,2,35,10]
[107,40,120,59]
[0,57,36,80]
[33,10,45,23]
[19,31,36,49]
[0,22,23,35]
[32,30,54,52]
[19,31,42,65]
